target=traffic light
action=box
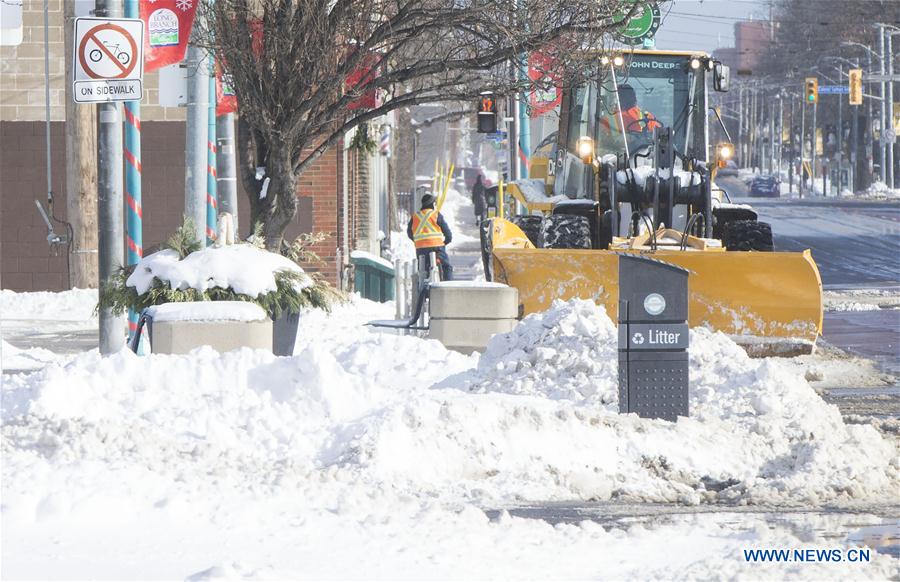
[477,92,498,133]
[849,69,863,106]
[804,77,818,105]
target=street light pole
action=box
[185,31,210,245]
[789,95,795,194]
[838,63,844,194]
[812,99,818,194]
[96,0,125,354]
[851,58,860,193]
[800,93,806,198]
[887,30,895,188]
[879,24,888,185]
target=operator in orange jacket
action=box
[601,84,662,136]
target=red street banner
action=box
[528,51,562,117]
[140,0,199,72]
[345,51,382,110]
[216,64,237,116]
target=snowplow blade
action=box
[491,236,823,357]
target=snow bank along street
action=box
[2,290,898,579]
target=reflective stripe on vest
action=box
[412,209,445,248]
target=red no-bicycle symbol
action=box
[78,23,138,80]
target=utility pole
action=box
[789,96,795,194]
[879,24,888,184]
[185,33,209,244]
[865,50,875,187]
[777,92,784,179]
[96,0,125,355]
[800,93,806,198]
[738,86,745,166]
[838,63,844,194]
[852,60,860,194]
[812,99,818,194]
[64,0,98,289]
[887,30,895,188]
[216,114,239,231]
[768,99,775,174]
[508,96,518,182]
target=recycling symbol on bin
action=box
[632,332,645,345]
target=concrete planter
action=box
[427,282,519,354]
[141,302,273,355]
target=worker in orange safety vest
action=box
[406,192,454,280]
[601,84,662,136]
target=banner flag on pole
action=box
[216,63,237,116]
[139,0,199,72]
[528,50,562,118]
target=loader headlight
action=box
[613,55,625,67]
[717,143,734,160]
[601,55,610,66]
[690,57,702,70]
[576,136,594,164]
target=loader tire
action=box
[541,214,592,249]
[510,215,543,247]
[723,220,774,252]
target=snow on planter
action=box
[144,301,268,322]
[127,244,312,297]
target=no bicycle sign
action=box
[73,17,144,104]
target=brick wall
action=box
[0,121,68,290]
[297,144,343,284]
[1,119,345,291]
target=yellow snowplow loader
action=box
[482,50,823,355]
[487,220,822,355]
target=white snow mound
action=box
[2,299,896,531]
[0,288,97,321]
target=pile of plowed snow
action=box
[2,299,897,526]
[0,288,97,321]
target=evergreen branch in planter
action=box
[98,217,344,317]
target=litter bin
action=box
[618,254,690,421]
[350,251,395,302]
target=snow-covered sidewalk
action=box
[2,290,898,578]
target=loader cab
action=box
[556,51,718,200]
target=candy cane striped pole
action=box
[206,59,218,245]
[124,0,142,340]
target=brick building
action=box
[0,0,391,292]
[713,21,773,75]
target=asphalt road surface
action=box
[718,176,899,395]
[717,176,900,288]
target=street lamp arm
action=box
[841,41,882,62]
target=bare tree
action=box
[203,0,630,249]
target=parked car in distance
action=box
[748,175,781,197]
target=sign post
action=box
[73,17,144,103]
[90,2,131,355]
[123,0,142,342]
